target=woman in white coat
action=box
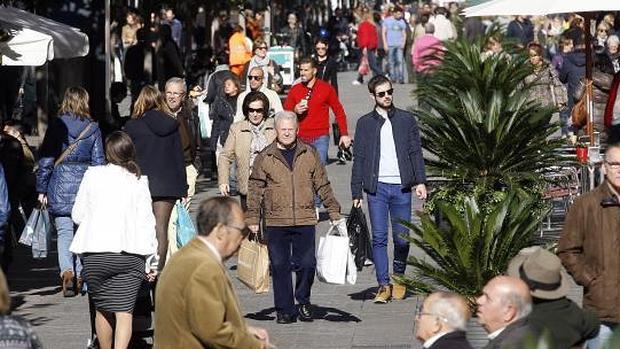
[70,131,158,349]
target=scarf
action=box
[247,55,271,89]
[249,121,269,170]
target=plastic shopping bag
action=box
[196,94,212,139]
[19,208,40,246]
[31,207,52,259]
[317,219,357,285]
[358,53,370,76]
[176,202,197,248]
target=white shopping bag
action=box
[317,219,357,285]
[196,94,212,139]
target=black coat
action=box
[484,317,538,349]
[529,298,600,349]
[315,56,339,95]
[209,94,238,149]
[124,110,187,198]
[428,331,473,349]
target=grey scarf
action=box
[249,121,268,170]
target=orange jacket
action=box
[229,32,251,66]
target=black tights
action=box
[152,198,175,271]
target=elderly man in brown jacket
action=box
[154,197,269,349]
[247,110,342,324]
[558,143,620,349]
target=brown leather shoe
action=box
[76,277,83,295]
[61,270,76,297]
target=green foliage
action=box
[396,190,548,310]
[414,34,563,189]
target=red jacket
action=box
[284,78,349,142]
[357,21,378,50]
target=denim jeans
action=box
[367,182,412,286]
[55,216,82,277]
[266,225,316,316]
[387,47,404,83]
[587,323,616,349]
[311,135,330,207]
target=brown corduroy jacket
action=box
[218,119,276,195]
[558,182,620,323]
[246,140,341,227]
[153,239,262,349]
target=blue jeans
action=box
[55,216,82,277]
[266,225,316,316]
[387,47,404,83]
[367,182,412,286]
[587,323,615,349]
[311,135,330,207]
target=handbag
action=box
[358,52,370,76]
[175,202,197,248]
[316,219,357,285]
[571,81,592,130]
[30,206,51,259]
[347,207,373,271]
[237,231,270,293]
[54,123,93,167]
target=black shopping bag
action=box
[347,207,373,271]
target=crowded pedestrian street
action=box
[2,1,620,349]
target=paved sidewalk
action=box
[8,71,426,349]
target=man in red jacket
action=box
[355,9,383,85]
[284,57,351,167]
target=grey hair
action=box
[608,35,620,47]
[274,110,298,127]
[500,288,533,320]
[165,77,187,93]
[427,292,469,331]
[424,22,435,34]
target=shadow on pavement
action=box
[348,287,376,301]
[245,306,361,323]
[245,307,277,321]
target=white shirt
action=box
[488,327,506,340]
[423,331,449,348]
[234,86,284,122]
[201,238,223,264]
[70,165,157,256]
[429,15,456,41]
[377,108,401,184]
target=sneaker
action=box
[352,80,362,86]
[374,285,392,304]
[392,283,407,300]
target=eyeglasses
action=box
[227,224,251,237]
[248,107,264,114]
[165,91,184,97]
[605,161,620,170]
[414,299,448,321]
[375,88,394,98]
[249,75,264,81]
[598,29,609,33]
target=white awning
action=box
[0,6,89,66]
[464,0,620,17]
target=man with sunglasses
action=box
[351,75,427,304]
[558,143,620,349]
[235,66,283,122]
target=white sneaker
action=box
[352,80,362,86]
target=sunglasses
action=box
[248,107,264,114]
[256,46,268,50]
[249,75,264,81]
[315,46,328,51]
[375,88,394,98]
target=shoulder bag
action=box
[54,123,93,168]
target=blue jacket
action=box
[36,114,105,216]
[351,107,426,199]
[559,51,586,109]
[0,164,10,242]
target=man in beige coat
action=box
[154,197,269,349]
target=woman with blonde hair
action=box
[124,85,186,270]
[36,86,105,297]
[71,131,158,349]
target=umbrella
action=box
[0,5,89,66]
[464,0,620,144]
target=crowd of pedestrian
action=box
[1,2,620,349]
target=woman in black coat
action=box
[210,75,240,156]
[124,85,186,270]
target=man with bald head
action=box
[415,292,473,349]
[477,276,538,349]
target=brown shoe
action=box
[76,277,83,295]
[392,283,407,300]
[61,270,76,297]
[373,285,392,304]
